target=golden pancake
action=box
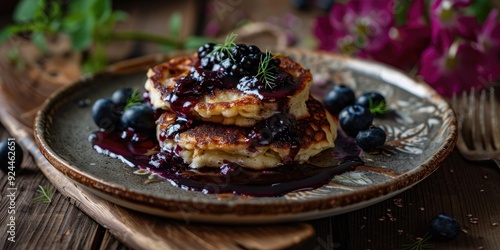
[156,97,337,170]
[145,54,312,127]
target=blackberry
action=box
[248,45,261,54]
[221,58,233,71]
[249,113,299,146]
[271,58,281,67]
[231,64,246,76]
[272,70,294,88]
[200,57,213,69]
[232,44,248,60]
[237,76,261,92]
[197,43,215,59]
[240,55,260,75]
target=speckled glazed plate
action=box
[35,49,457,224]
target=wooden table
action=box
[1,123,499,249]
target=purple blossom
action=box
[369,0,430,70]
[476,9,500,53]
[430,0,478,41]
[312,0,500,96]
[313,0,394,55]
[418,32,500,96]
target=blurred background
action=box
[0,0,329,64]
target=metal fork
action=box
[452,87,500,169]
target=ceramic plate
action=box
[35,49,457,224]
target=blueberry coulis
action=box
[90,128,364,197]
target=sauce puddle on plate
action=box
[89,129,363,197]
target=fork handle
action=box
[494,159,500,170]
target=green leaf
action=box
[113,10,129,22]
[92,0,112,25]
[168,12,182,38]
[256,50,278,89]
[124,90,143,110]
[67,17,94,50]
[82,43,107,73]
[62,12,86,32]
[0,27,13,43]
[32,185,55,204]
[68,0,95,12]
[464,0,492,22]
[184,36,214,49]
[13,0,41,22]
[5,24,27,35]
[399,233,434,250]
[32,32,47,52]
[368,98,388,115]
[394,0,413,26]
[210,33,237,60]
[160,43,177,52]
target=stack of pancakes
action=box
[145,54,337,170]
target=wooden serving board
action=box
[0,55,314,250]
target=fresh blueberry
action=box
[356,92,386,114]
[355,127,386,150]
[429,213,461,241]
[0,139,24,173]
[111,88,135,107]
[121,105,156,133]
[92,98,121,132]
[339,105,373,137]
[323,85,356,115]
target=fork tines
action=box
[452,87,500,158]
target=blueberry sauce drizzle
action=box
[90,129,364,197]
[164,51,298,119]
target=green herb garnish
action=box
[32,185,55,204]
[210,33,237,61]
[400,233,434,250]
[124,90,142,109]
[369,97,388,115]
[256,50,277,89]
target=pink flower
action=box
[313,16,338,51]
[369,24,431,71]
[313,0,394,55]
[418,32,500,96]
[476,9,500,53]
[369,0,431,70]
[430,0,479,41]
